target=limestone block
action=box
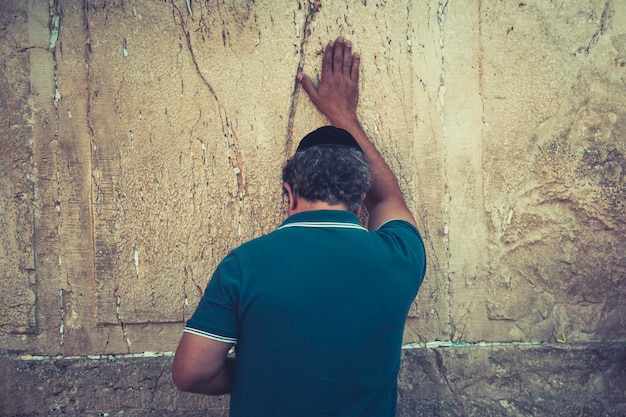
[0,354,229,416]
[85,0,293,330]
[479,1,626,343]
[0,0,624,356]
[397,343,626,416]
[0,1,36,335]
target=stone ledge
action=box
[397,342,626,417]
[1,343,624,417]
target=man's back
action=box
[189,210,425,417]
[172,35,427,417]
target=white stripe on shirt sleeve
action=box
[183,327,238,344]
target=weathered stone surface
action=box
[479,0,626,344]
[397,341,626,416]
[1,343,624,416]
[1,0,625,414]
[1,0,623,353]
[0,354,229,417]
[0,0,37,337]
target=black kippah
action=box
[296,126,362,152]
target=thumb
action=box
[297,72,317,100]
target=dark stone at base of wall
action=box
[1,343,624,417]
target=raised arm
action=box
[297,36,417,230]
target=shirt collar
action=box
[278,210,366,230]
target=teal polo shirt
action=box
[185,210,426,417]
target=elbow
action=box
[171,338,235,395]
[172,357,206,393]
[171,363,229,395]
[172,367,194,392]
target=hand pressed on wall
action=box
[297,36,361,128]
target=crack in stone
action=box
[80,2,103,344]
[173,2,247,240]
[434,348,456,396]
[585,0,613,55]
[436,0,453,342]
[113,285,131,351]
[284,0,322,156]
[182,266,204,322]
[182,267,190,322]
[47,0,67,348]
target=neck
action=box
[288,198,349,216]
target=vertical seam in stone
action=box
[81,3,129,349]
[48,0,65,347]
[437,0,453,341]
[83,0,99,330]
[284,1,321,157]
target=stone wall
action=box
[1,344,625,416]
[1,0,625,415]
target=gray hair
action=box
[282,146,372,212]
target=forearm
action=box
[173,349,236,396]
[297,36,417,228]
[329,116,406,211]
[179,356,236,395]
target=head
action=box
[282,127,372,213]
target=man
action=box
[172,36,426,417]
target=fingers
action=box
[321,40,334,83]
[311,36,358,85]
[351,52,360,82]
[342,40,353,78]
[297,72,317,101]
[332,36,345,74]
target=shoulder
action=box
[222,228,290,269]
[374,219,427,273]
[376,218,423,239]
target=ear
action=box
[355,192,367,216]
[283,182,298,213]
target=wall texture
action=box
[1,0,625,415]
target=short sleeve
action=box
[184,252,241,344]
[376,219,427,280]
